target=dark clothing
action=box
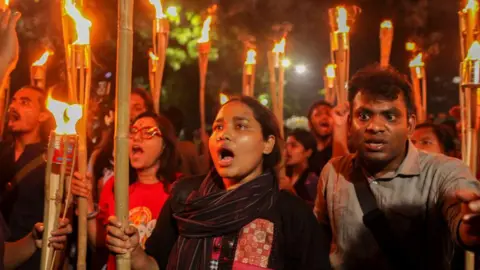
[292,169,319,207]
[145,172,331,270]
[310,144,332,175]
[0,213,8,270]
[0,142,46,270]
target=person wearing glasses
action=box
[70,111,180,269]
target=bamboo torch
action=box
[197,16,212,137]
[114,0,134,268]
[324,64,336,104]
[219,93,229,105]
[148,50,159,101]
[409,53,427,123]
[40,97,82,270]
[31,50,52,90]
[242,48,257,96]
[63,1,91,268]
[149,0,169,113]
[329,6,352,105]
[0,0,8,11]
[379,20,393,68]
[267,38,286,135]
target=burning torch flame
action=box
[245,49,256,65]
[65,0,92,45]
[4,0,8,6]
[149,0,166,19]
[47,96,83,135]
[464,0,479,12]
[409,53,424,79]
[380,20,393,29]
[32,51,52,66]
[273,38,286,53]
[220,93,229,105]
[336,7,350,33]
[198,16,212,43]
[149,51,159,61]
[405,42,416,52]
[326,64,336,78]
[466,41,480,60]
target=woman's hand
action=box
[71,172,95,212]
[105,216,140,254]
[32,218,72,250]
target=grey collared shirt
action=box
[314,142,480,270]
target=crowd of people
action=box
[2,7,480,270]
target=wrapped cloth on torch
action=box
[243,48,257,96]
[409,53,427,123]
[379,20,393,68]
[31,51,52,90]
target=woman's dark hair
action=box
[415,123,457,155]
[287,129,317,155]
[132,88,155,114]
[222,96,283,172]
[348,64,416,116]
[129,111,180,191]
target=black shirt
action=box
[145,175,331,270]
[0,142,46,270]
[310,144,332,175]
[0,213,7,270]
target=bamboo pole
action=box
[267,52,277,116]
[0,77,10,137]
[379,20,393,68]
[198,42,210,137]
[278,59,285,138]
[115,0,133,268]
[152,18,169,113]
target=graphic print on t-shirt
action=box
[129,206,157,248]
[233,219,274,269]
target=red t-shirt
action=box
[98,176,170,270]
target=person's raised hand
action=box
[0,9,21,72]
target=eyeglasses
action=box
[129,126,162,140]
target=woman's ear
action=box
[263,135,276,155]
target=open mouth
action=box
[364,139,387,151]
[131,145,144,156]
[217,147,235,166]
[8,111,19,122]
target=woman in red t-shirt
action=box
[71,111,180,269]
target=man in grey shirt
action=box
[314,65,480,270]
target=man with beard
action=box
[307,101,333,174]
[315,65,480,270]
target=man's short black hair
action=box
[307,100,333,122]
[348,65,416,116]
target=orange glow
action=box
[4,0,9,6]
[149,51,159,61]
[409,53,424,67]
[405,42,416,52]
[464,0,479,12]
[336,6,350,33]
[149,0,166,19]
[32,51,53,66]
[245,49,256,65]
[220,93,229,105]
[272,38,286,54]
[466,41,480,60]
[198,16,212,43]
[47,96,83,135]
[325,64,336,78]
[65,0,92,45]
[380,20,393,29]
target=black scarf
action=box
[168,170,278,270]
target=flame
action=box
[149,0,166,19]
[325,64,336,78]
[65,0,92,45]
[32,51,52,66]
[166,6,178,17]
[149,51,159,61]
[405,42,416,52]
[273,38,286,53]
[220,93,229,105]
[467,41,480,60]
[464,0,479,12]
[46,96,83,135]
[198,16,212,43]
[4,0,8,6]
[380,20,393,29]
[245,49,256,65]
[336,6,350,33]
[409,53,424,67]
[281,58,291,68]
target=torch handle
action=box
[199,52,209,137]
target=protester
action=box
[307,101,333,175]
[411,122,457,156]
[284,129,319,206]
[72,111,180,269]
[315,65,480,270]
[103,96,331,269]
[130,88,154,123]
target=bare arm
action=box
[0,9,20,88]
[331,103,350,158]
